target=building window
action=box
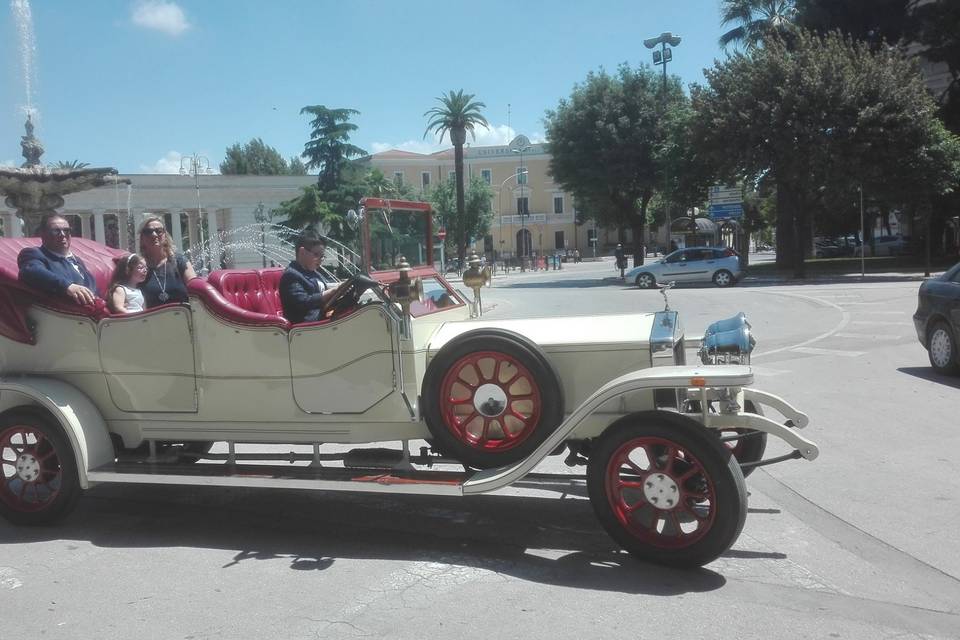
[421,172,430,189]
[555,230,565,250]
[393,171,404,187]
[516,197,529,216]
[481,169,492,185]
[516,167,527,185]
[553,196,564,214]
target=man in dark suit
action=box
[279,230,342,323]
[18,214,99,305]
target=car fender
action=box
[463,364,756,494]
[0,376,114,489]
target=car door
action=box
[288,304,398,414]
[680,249,713,282]
[660,250,693,282]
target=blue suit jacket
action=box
[18,246,100,298]
[279,261,328,323]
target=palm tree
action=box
[424,90,488,265]
[719,0,797,49]
[51,159,90,170]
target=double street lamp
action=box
[498,169,528,265]
[510,136,532,269]
[644,32,681,250]
[180,153,213,272]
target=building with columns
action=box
[0,174,315,269]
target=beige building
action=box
[367,137,608,259]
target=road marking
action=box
[791,346,865,357]
[852,310,909,315]
[840,302,884,305]
[833,333,903,340]
[850,320,913,326]
[753,291,850,359]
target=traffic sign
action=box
[709,203,744,220]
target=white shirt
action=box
[120,285,145,312]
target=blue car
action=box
[913,262,960,374]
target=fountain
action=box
[1,0,129,236]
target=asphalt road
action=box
[2,259,958,639]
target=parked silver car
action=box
[626,247,743,288]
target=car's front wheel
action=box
[635,273,656,289]
[587,412,747,568]
[713,269,735,287]
[928,321,959,374]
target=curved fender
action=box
[743,388,810,429]
[464,364,754,495]
[0,376,114,489]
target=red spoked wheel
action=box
[423,330,563,469]
[587,412,746,568]
[0,410,80,525]
[439,351,542,452]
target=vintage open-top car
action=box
[0,199,819,568]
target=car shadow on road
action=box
[0,484,750,595]
[897,366,960,388]
[497,278,618,289]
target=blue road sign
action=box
[709,203,744,220]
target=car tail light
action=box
[723,248,738,257]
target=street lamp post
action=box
[644,32,681,258]
[510,137,532,270]
[180,154,213,273]
[253,200,273,268]
[497,170,527,269]
[858,185,865,277]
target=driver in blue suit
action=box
[279,230,342,323]
[18,214,99,306]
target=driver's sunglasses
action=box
[307,247,325,259]
[142,227,166,236]
[48,227,71,237]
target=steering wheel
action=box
[324,274,380,320]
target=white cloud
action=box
[370,123,545,155]
[140,151,183,173]
[131,1,191,37]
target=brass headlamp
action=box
[462,252,491,317]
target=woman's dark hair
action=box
[108,253,144,297]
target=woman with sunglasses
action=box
[138,216,197,308]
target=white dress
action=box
[120,285,145,312]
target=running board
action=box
[87,462,467,496]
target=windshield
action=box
[367,210,432,272]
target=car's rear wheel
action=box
[422,329,564,469]
[928,321,959,374]
[713,270,734,288]
[635,273,656,289]
[0,409,81,525]
[587,412,747,568]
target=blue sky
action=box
[1,0,729,173]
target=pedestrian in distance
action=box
[614,243,626,279]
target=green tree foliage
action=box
[913,0,960,132]
[220,138,291,175]
[719,0,798,49]
[693,31,960,275]
[428,176,493,259]
[288,156,308,175]
[423,90,489,266]
[545,64,689,264]
[300,106,367,191]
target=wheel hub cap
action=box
[474,383,507,417]
[15,453,40,483]
[931,330,951,366]
[643,472,679,510]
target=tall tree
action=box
[220,138,291,175]
[719,0,798,49]
[423,90,489,266]
[693,30,960,276]
[545,64,686,265]
[288,156,308,175]
[429,175,494,263]
[913,0,960,132]
[300,106,366,191]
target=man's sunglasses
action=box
[307,247,326,258]
[142,228,166,236]
[47,228,71,237]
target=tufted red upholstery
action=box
[207,268,286,317]
[187,278,290,330]
[259,268,284,315]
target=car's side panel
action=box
[99,307,197,413]
[290,305,396,413]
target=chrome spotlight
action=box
[699,312,755,365]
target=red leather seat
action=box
[258,268,284,316]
